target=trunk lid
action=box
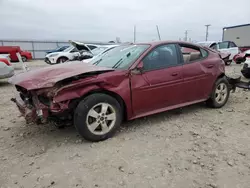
[10,61,113,90]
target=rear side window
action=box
[179,44,208,64]
[200,49,208,57]
[229,42,237,48]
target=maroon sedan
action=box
[11,41,230,141]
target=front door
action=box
[130,44,183,116]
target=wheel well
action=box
[70,89,128,121]
[217,73,225,79]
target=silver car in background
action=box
[0,55,14,79]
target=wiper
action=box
[92,58,102,65]
[112,52,131,68]
[112,58,123,68]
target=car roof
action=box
[99,44,119,48]
[134,40,204,48]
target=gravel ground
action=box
[0,61,250,188]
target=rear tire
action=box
[206,77,230,108]
[74,93,122,142]
[242,72,250,79]
[21,56,27,62]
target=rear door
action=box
[130,44,184,116]
[178,43,216,102]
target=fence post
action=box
[31,41,35,59]
[1,41,3,46]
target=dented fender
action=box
[54,84,100,103]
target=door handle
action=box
[207,64,214,68]
[171,72,178,76]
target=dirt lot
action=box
[0,61,250,188]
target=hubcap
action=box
[215,83,228,104]
[86,103,116,135]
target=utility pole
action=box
[133,25,136,43]
[156,25,161,40]
[205,24,211,41]
[184,30,188,41]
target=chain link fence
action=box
[0,40,112,59]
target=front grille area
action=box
[38,95,50,106]
[16,85,33,106]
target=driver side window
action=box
[143,44,179,71]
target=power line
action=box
[205,24,211,41]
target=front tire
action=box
[206,77,230,108]
[57,57,68,64]
[74,93,122,142]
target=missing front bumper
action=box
[11,95,48,124]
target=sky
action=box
[0,0,250,43]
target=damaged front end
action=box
[10,61,115,125]
[11,86,48,124]
[10,85,70,124]
[10,75,104,125]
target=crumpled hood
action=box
[10,61,113,90]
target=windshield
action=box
[59,46,68,50]
[63,46,74,52]
[90,44,150,69]
[91,46,109,56]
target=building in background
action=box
[222,23,250,52]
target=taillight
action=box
[0,58,11,66]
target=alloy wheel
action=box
[215,83,228,104]
[86,103,116,135]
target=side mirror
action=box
[131,61,143,75]
[137,61,143,69]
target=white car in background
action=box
[197,41,240,64]
[0,54,14,79]
[45,42,98,64]
[83,45,119,63]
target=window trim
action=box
[177,43,209,64]
[141,43,182,72]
